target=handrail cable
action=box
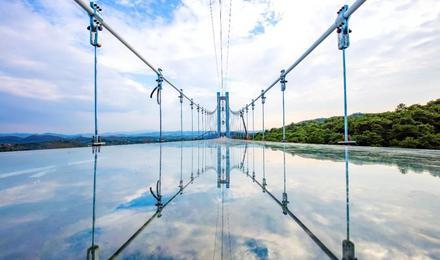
[73,0,214,113]
[236,0,366,110]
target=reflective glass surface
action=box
[0,139,439,259]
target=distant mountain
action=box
[0,131,217,152]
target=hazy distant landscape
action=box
[0,131,216,152]
[2,99,438,152]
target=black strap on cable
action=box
[150,68,163,104]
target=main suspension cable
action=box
[219,0,224,92]
[209,0,221,88]
[225,0,233,91]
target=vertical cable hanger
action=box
[179,89,184,141]
[280,69,288,142]
[149,68,164,216]
[246,106,249,139]
[336,5,355,145]
[179,89,184,193]
[261,90,266,141]
[87,1,104,150]
[197,105,200,139]
[190,99,194,140]
[251,100,255,140]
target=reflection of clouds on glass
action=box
[0,140,439,258]
[0,165,55,179]
[265,142,440,177]
[0,181,58,207]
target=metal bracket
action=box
[87,1,103,47]
[150,68,163,104]
[149,180,163,217]
[336,5,351,50]
[179,180,183,194]
[282,192,289,215]
[87,245,100,260]
[342,239,356,260]
[280,69,287,91]
[179,89,183,104]
[261,90,266,104]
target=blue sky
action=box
[0,0,439,134]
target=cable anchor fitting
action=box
[282,192,289,215]
[178,180,183,194]
[150,68,163,105]
[251,100,255,110]
[261,90,266,104]
[336,5,351,50]
[178,89,183,104]
[262,178,267,193]
[280,69,288,92]
[87,1,103,48]
[149,180,163,217]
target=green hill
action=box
[253,99,440,149]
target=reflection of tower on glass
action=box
[217,145,231,189]
[342,146,356,260]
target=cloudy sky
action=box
[0,0,438,134]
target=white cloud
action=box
[0,0,439,133]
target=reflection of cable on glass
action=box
[262,144,267,192]
[281,144,289,215]
[212,187,220,260]
[252,144,255,182]
[110,162,207,259]
[240,144,247,171]
[179,142,183,194]
[342,146,356,260]
[226,199,232,259]
[191,142,194,183]
[241,157,338,260]
[150,144,163,217]
[87,152,99,260]
[197,140,200,176]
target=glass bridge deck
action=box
[0,139,439,259]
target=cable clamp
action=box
[150,68,163,105]
[87,1,103,47]
[282,192,289,215]
[336,5,351,50]
[262,178,267,192]
[179,89,183,104]
[149,180,163,216]
[280,69,287,91]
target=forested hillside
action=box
[254,99,440,149]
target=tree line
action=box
[252,99,440,149]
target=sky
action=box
[0,0,439,134]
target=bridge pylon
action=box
[216,92,230,137]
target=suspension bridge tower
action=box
[216,92,230,137]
